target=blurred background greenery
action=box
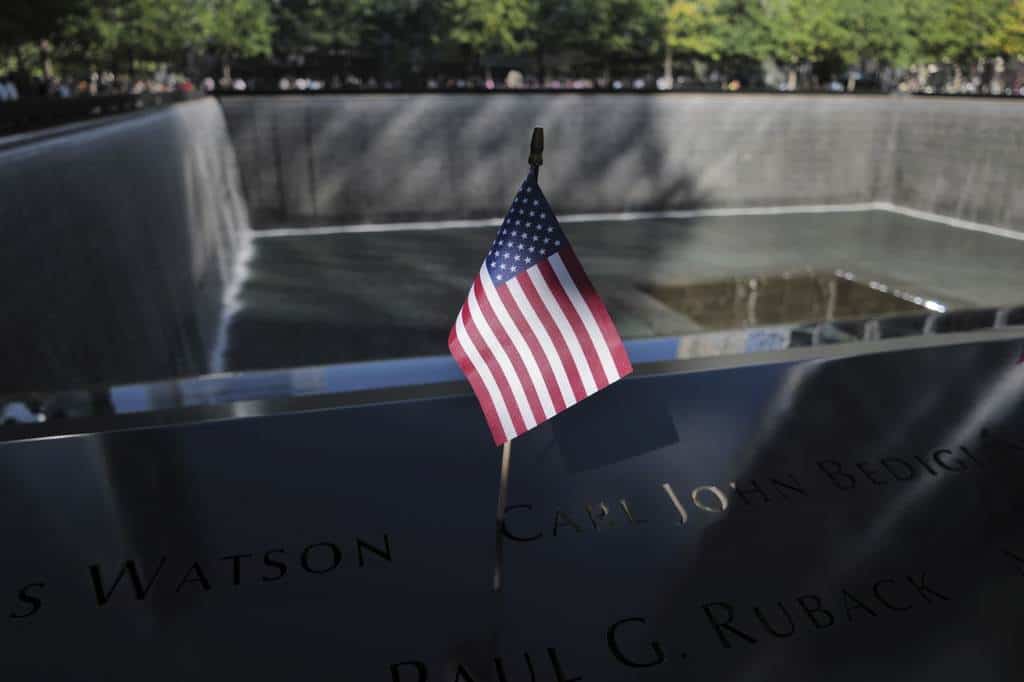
[2,0,1024,95]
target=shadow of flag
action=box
[552,377,679,473]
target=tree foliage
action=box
[567,0,662,73]
[59,0,200,67]
[663,0,726,59]
[3,0,1024,88]
[0,0,89,47]
[762,0,851,66]
[444,0,533,59]
[200,0,274,60]
[273,0,372,55]
[985,0,1024,58]
[911,0,1011,67]
[664,0,724,58]
[712,0,773,61]
[837,0,917,67]
[3,0,270,74]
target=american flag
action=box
[449,170,632,445]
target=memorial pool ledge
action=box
[2,326,1022,444]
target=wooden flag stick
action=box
[493,439,512,591]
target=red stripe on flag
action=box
[473,278,547,426]
[537,258,609,388]
[558,246,633,378]
[496,281,568,414]
[462,303,528,436]
[448,320,506,444]
[517,272,588,403]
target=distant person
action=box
[504,69,523,89]
[202,76,216,93]
[2,76,18,102]
[1,401,37,424]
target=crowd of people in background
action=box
[3,61,1024,102]
[3,59,1024,101]
[117,57,1024,97]
[0,70,203,103]
[3,73,1024,100]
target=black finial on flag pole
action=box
[529,127,544,178]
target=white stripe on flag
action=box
[550,253,620,384]
[454,309,516,441]
[479,267,557,419]
[466,284,538,430]
[526,266,599,395]
[505,278,576,408]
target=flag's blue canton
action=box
[485,171,567,286]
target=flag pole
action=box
[493,439,512,591]
[493,127,544,593]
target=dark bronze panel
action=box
[1,335,1023,680]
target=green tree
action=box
[832,0,916,90]
[522,0,578,81]
[911,0,1009,68]
[660,0,725,84]
[63,0,206,73]
[200,0,273,81]
[443,0,533,80]
[358,1,446,86]
[565,0,662,85]
[713,0,773,61]
[273,0,371,57]
[984,0,1024,58]
[61,0,271,82]
[1,0,90,77]
[762,0,851,89]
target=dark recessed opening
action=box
[642,270,942,330]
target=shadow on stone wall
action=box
[221,93,1024,235]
